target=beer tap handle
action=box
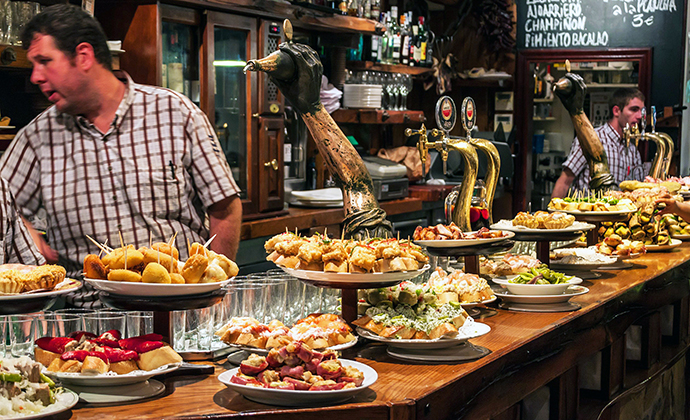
[640,107,647,135]
[623,123,630,148]
[651,105,657,132]
[441,135,449,175]
[406,124,429,182]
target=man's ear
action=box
[612,105,621,118]
[74,42,96,70]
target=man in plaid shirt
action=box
[552,88,645,198]
[0,5,241,305]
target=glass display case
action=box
[162,21,199,105]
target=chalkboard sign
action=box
[516,0,684,106]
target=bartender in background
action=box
[0,5,241,306]
[551,88,645,198]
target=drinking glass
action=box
[260,277,288,323]
[399,74,413,110]
[125,311,154,338]
[36,313,81,338]
[233,283,267,321]
[284,277,306,325]
[183,307,213,351]
[83,313,126,336]
[0,316,9,358]
[384,74,396,110]
[171,310,186,352]
[9,315,34,357]
[54,308,97,331]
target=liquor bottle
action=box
[347,0,358,16]
[424,28,433,67]
[379,12,390,64]
[369,34,379,62]
[363,0,371,19]
[415,17,427,67]
[399,13,410,65]
[543,65,555,100]
[370,0,380,18]
[533,65,544,99]
[409,23,418,66]
[388,7,401,64]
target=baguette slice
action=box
[34,347,61,368]
[429,322,458,340]
[110,360,139,375]
[82,355,109,374]
[137,346,182,371]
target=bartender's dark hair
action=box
[609,88,645,116]
[21,4,112,71]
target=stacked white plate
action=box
[290,188,343,208]
[343,84,383,109]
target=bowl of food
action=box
[492,266,581,295]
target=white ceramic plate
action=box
[84,278,232,297]
[355,321,490,349]
[646,239,682,252]
[11,389,79,420]
[492,276,582,295]
[0,278,81,300]
[414,231,514,248]
[218,359,377,406]
[494,285,589,304]
[64,379,165,404]
[226,336,358,355]
[491,220,595,234]
[279,265,429,284]
[671,233,690,240]
[461,295,497,308]
[290,200,344,208]
[46,363,180,386]
[290,188,342,202]
[386,342,491,362]
[549,260,618,271]
[547,207,634,216]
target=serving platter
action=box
[670,233,690,240]
[414,231,515,248]
[278,265,429,289]
[549,260,618,271]
[84,278,233,297]
[492,276,583,295]
[64,379,166,404]
[45,363,181,386]
[461,295,497,308]
[386,341,491,362]
[225,336,358,356]
[491,220,595,234]
[355,321,490,349]
[0,279,82,315]
[645,239,682,252]
[218,360,377,406]
[493,285,589,304]
[547,207,634,216]
[14,389,80,420]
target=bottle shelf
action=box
[533,98,553,103]
[586,83,638,89]
[331,109,425,124]
[346,61,432,76]
[533,117,557,121]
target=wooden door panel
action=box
[258,117,285,212]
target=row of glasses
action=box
[344,71,414,110]
[0,1,42,46]
[1,310,154,358]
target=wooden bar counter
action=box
[66,245,690,420]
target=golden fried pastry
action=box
[0,271,23,294]
[151,242,179,260]
[534,211,550,228]
[181,254,208,284]
[22,265,66,292]
[105,245,145,270]
[84,254,108,279]
[142,262,172,284]
[512,212,539,229]
[139,247,179,273]
[108,269,142,283]
[543,212,575,229]
[170,273,186,284]
[209,252,239,277]
[200,262,227,283]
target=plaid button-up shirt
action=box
[0,72,240,281]
[563,123,642,192]
[0,177,45,265]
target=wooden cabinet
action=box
[257,117,284,212]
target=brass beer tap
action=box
[623,106,673,179]
[405,96,502,231]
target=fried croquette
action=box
[108,269,142,283]
[151,242,179,260]
[83,254,108,280]
[181,254,208,284]
[141,262,172,284]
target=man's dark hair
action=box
[21,4,112,71]
[609,88,645,116]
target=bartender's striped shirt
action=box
[563,123,642,192]
[0,72,240,306]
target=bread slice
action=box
[436,291,459,305]
[34,347,61,368]
[137,346,183,371]
[47,358,66,372]
[82,355,109,374]
[59,360,82,373]
[429,323,458,340]
[110,360,139,375]
[324,260,347,273]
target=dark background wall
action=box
[515,0,685,108]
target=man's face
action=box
[615,97,644,129]
[27,34,85,115]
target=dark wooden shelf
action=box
[453,77,513,88]
[0,44,30,69]
[331,109,425,124]
[346,61,432,76]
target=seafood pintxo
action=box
[35,331,182,375]
[480,254,542,276]
[227,342,365,391]
[265,232,428,273]
[216,314,356,351]
[413,224,507,241]
[512,211,575,229]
